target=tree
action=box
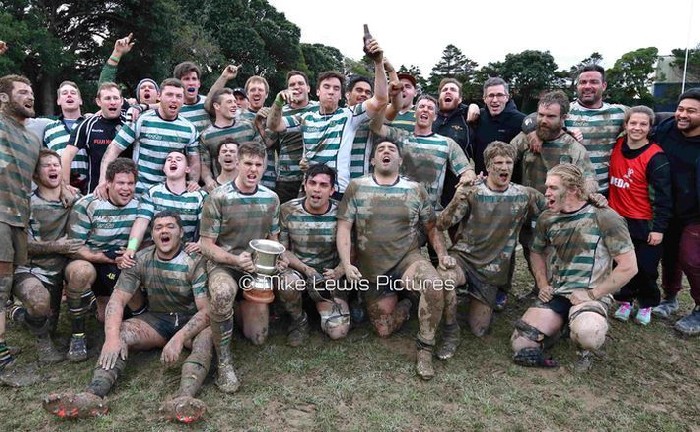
[671,44,700,82]
[426,44,478,97]
[605,47,658,106]
[300,43,344,91]
[497,50,562,112]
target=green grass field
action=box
[1,252,698,431]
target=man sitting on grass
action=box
[43,211,213,424]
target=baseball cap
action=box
[397,73,417,87]
[232,87,247,98]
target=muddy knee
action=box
[570,312,608,351]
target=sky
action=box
[267,0,700,77]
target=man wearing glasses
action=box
[471,77,526,176]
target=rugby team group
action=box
[0,31,698,423]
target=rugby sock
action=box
[87,357,126,397]
[0,341,13,369]
[68,290,93,335]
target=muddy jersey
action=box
[532,204,633,296]
[113,110,198,195]
[116,245,207,315]
[137,183,207,243]
[68,194,138,254]
[565,101,627,193]
[444,183,545,285]
[381,125,471,210]
[283,103,369,193]
[512,131,596,194]
[44,116,88,186]
[69,115,124,193]
[15,191,77,284]
[277,102,319,183]
[179,95,210,133]
[280,197,339,273]
[389,109,416,133]
[199,182,280,259]
[0,113,41,227]
[337,175,433,281]
[199,120,260,179]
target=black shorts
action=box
[362,250,425,304]
[533,295,572,320]
[133,311,194,340]
[450,252,501,308]
[93,263,121,297]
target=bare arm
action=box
[363,39,389,117]
[72,246,115,264]
[369,105,389,136]
[267,90,293,133]
[200,235,254,273]
[337,219,361,280]
[530,251,553,303]
[98,289,132,369]
[593,250,637,297]
[28,237,82,256]
[204,65,239,114]
[436,184,470,230]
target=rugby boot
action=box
[416,347,435,380]
[435,323,461,360]
[36,334,65,363]
[160,396,208,424]
[43,392,108,419]
[287,312,310,347]
[67,334,88,362]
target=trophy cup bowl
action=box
[244,239,285,304]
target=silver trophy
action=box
[244,239,285,304]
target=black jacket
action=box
[473,99,525,174]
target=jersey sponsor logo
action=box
[142,133,163,141]
[610,175,629,189]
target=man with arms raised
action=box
[267,36,388,198]
[278,164,349,345]
[199,142,281,393]
[370,93,475,211]
[337,136,454,380]
[44,211,213,424]
[510,164,636,371]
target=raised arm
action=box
[204,65,239,114]
[363,39,388,117]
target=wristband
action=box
[127,237,139,251]
[587,290,596,301]
[109,55,121,63]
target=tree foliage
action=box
[605,47,658,106]
[426,44,479,98]
[494,50,561,112]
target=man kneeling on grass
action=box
[510,164,637,372]
[43,211,213,423]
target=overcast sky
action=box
[268,0,700,77]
